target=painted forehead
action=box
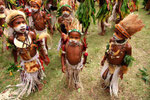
[69,32,81,36]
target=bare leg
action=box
[98,21,105,36]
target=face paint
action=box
[0,5,5,9]
[0,5,5,12]
[14,24,27,33]
[113,33,122,41]
[31,7,38,12]
[62,11,70,18]
[68,39,81,46]
[48,4,52,8]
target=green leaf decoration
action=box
[123,55,135,66]
[76,0,96,29]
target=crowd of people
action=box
[0,0,146,99]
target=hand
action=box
[101,60,105,66]
[62,66,66,73]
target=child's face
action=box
[114,28,127,40]
[30,1,39,12]
[69,32,81,42]
[0,2,5,13]
[61,7,71,17]
[12,17,27,33]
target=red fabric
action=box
[40,58,45,71]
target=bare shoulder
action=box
[125,42,132,50]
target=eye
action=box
[22,21,25,24]
[75,37,79,39]
[17,22,20,24]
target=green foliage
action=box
[142,0,148,6]
[139,67,149,84]
[7,63,23,76]
[124,55,135,66]
[121,0,130,17]
[96,3,112,22]
[105,43,109,53]
[76,0,96,29]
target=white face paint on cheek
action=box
[14,24,27,33]
[31,7,38,12]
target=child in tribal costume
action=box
[3,10,50,99]
[100,14,144,97]
[57,0,73,51]
[29,0,53,60]
[0,0,7,52]
[96,0,112,35]
[45,0,58,34]
[61,19,88,89]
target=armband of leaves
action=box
[124,55,135,67]
[105,43,109,53]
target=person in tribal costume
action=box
[57,0,73,51]
[61,19,88,89]
[132,0,139,11]
[3,10,50,99]
[0,0,7,53]
[28,0,53,60]
[100,14,144,97]
[96,0,112,35]
[45,0,58,33]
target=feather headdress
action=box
[115,13,144,39]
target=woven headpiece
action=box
[30,0,42,7]
[6,10,26,25]
[68,18,83,35]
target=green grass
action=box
[0,3,150,100]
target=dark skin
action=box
[98,0,109,36]
[30,1,53,34]
[8,17,50,65]
[61,32,87,73]
[0,1,5,36]
[58,7,72,34]
[101,28,132,66]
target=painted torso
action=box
[32,11,46,31]
[65,41,83,65]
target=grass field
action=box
[0,3,150,100]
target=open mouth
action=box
[20,28,26,32]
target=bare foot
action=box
[98,31,105,36]
[75,84,81,90]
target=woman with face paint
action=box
[4,10,50,99]
[100,14,144,97]
[61,19,88,90]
